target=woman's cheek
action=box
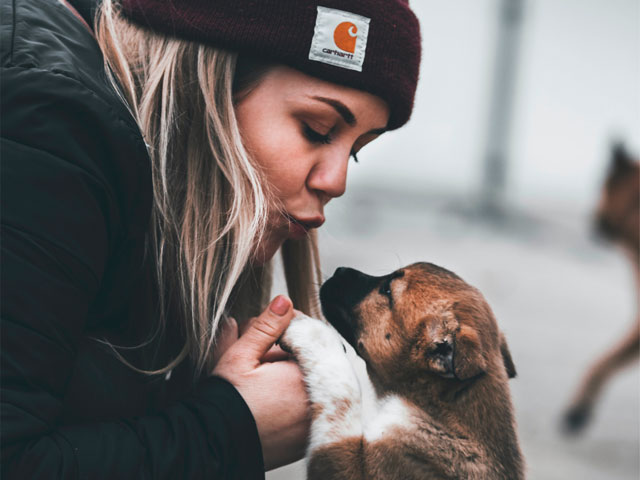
[261,141,311,196]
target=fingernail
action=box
[270,295,290,316]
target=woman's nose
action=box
[307,152,349,201]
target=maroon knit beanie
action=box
[119,0,421,130]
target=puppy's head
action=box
[320,263,516,393]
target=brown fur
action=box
[564,145,640,433]
[315,262,525,479]
[309,438,363,479]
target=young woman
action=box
[1,0,420,478]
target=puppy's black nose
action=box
[322,267,379,307]
[332,267,359,280]
[320,267,379,347]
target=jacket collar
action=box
[67,0,100,30]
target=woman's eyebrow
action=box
[310,95,388,135]
[311,96,356,126]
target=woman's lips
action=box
[286,215,325,239]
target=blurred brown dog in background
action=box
[564,144,640,433]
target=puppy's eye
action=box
[379,278,393,297]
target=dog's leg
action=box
[564,318,640,432]
[280,314,365,479]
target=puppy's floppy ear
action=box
[453,324,487,380]
[500,332,517,379]
[451,302,487,381]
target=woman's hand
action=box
[212,296,311,470]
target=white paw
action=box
[280,316,364,452]
[280,314,347,358]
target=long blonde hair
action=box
[95,0,323,376]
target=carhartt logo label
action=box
[334,22,357,53]
[309,6,370,72]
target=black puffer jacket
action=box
[0,0,264,478]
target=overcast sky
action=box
[349,0,639,211]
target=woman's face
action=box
[235,66,390,263]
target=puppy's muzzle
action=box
[320,267,381,347]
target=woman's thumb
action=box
[235,296,293,365]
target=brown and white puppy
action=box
[281,262,524,479]
[564,144,640,433]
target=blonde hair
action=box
[95,0,323,376]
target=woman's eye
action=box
[303,123,360,163]
[303,124,332,145]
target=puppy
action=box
[563,144,640,432]
[281,262,524,479]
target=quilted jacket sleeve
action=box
[0,62,264,479]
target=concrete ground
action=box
[267,186,639,480]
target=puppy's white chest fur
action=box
[281,314,413,454]
[363,396,413,443]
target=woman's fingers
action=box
[262,344,291,363]
[210,296,310,470]
[226,295,293,369]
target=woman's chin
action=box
[250,238,283,265]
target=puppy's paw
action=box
[279,314,320,356]
[280,314,347,362]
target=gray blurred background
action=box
[269,0,640,478]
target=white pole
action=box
[481,0,525,216]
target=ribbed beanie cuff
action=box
[120,0,421,129]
